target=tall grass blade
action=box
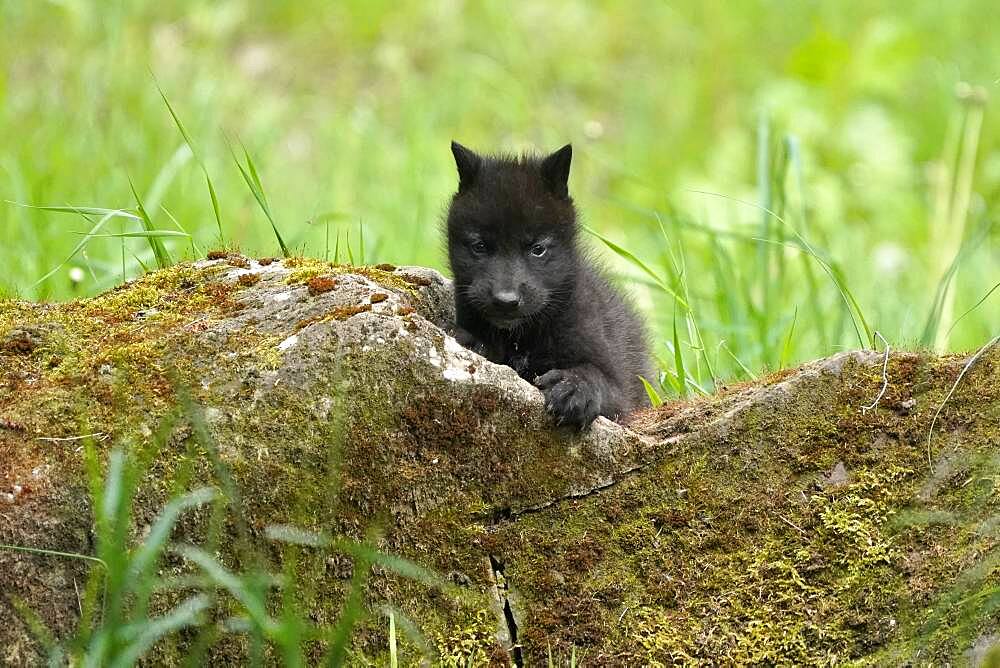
[786,136,829,352]
[921,218,993,346]
[672,305,687,398]
[584,225,688,308]
[756,114,772,330]
[754,231,871,348]
[780,307,798,370]
[693,189,873,347]
[230,141,290,257]
[19,207,136,288]
[144,144,193,214]
[155,80,224,239]
[656,352,683,395]
[308,212,349,262]
[128,178,172,269]
[933,95,985,352]
[358,220,365,265]
[640,376,664,407]
[161,205,203,257]
[946,279,1000,339]
[719,341,757,380]
[205,175,223,240]
[9,203,142,220]
[78,230,190,239]
[131,253,152,274]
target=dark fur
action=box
[445,141,652,428]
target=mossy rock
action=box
[1,256,998,665]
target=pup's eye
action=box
[529,244,547,257]
[471,241,489,254]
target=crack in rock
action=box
[488,555,523,667]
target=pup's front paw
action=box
[454,327,488,357]
[534,369,601,429]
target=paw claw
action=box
[539,369,601,428]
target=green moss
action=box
[3,265,998,664]
[482,351,1000,664]
[282,258,418,298]
[430,609,501,666]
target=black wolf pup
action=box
[445,141,652,428]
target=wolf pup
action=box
[445,141,652,428]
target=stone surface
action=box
[1,257,998,665]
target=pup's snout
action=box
[491,290,521,311]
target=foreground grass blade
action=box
[7,596,59,654]
[264,525,447,589]
[176,545,275,634]
[324,552,371,667]
[389,613,398,668]
[109,595,212,668]
[129,487,217,603]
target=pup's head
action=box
[446,142,578,329]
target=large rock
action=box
[1,256,998,665]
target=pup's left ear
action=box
[451,141,482,192]
[540,144,572,198]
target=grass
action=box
[1,403,446,665]
[0,6,998,657]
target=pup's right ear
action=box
[451,141,482,192]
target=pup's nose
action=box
[491,290,521,310]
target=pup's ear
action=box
[540,144,572,198]
[451,141,482,192]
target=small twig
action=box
[777,513,806,534]
[926,335,1000,468]
[861,331,890,414]
[36,432,107,443]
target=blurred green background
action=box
[1,0,997,391]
